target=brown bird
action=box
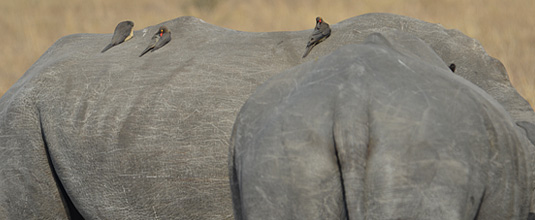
[139,26,172,57]
[302,17,331,58]
[101,21,134,53]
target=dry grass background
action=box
[1,0,534,107]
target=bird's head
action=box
[158,26,169,37]
[449,63,456,72]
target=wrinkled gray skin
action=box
[1,13,534,219]
[229,31,533,219]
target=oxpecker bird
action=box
[302,17,331,58]
[449,63,456,72]
[101,21,135,53]
[139,26,172,57]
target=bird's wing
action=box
[139,35,160,57]
[152,34,171,51]
[120,28,133,41]
[319,23,331,36]
[308,30,326,45]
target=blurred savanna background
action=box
[1,0,534,106]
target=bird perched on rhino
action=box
[139,26,172,57]
[449,63,456,72]
[101,21,135,53]
[302,17,331,58]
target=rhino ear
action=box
[516,121,535,146]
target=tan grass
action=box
[1,0,533,107]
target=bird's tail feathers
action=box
[101,43,114,53]
[139,47,152,57]
[302,46,313,58]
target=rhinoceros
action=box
[230,31,534,219]
[1,12,534,219]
